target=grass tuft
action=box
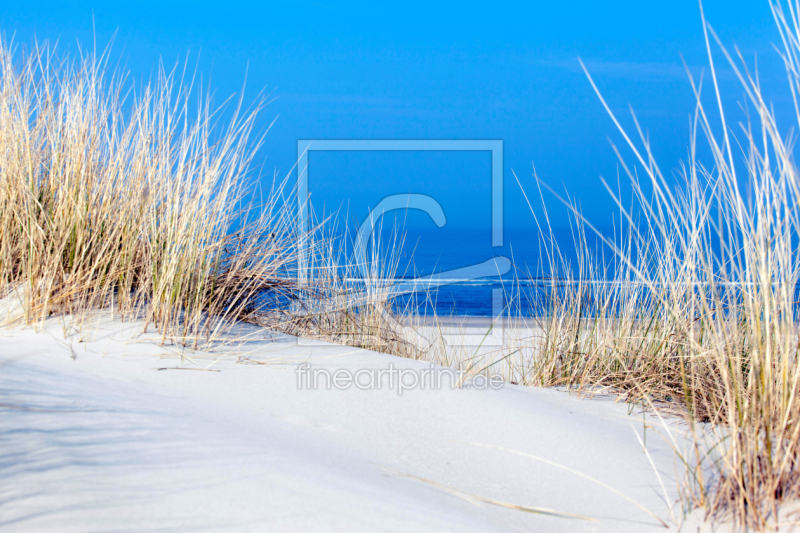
[0,38,299,347]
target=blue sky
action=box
[0,1,788,234]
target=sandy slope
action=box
[0,316,703,532]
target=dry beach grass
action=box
[466,1,800,527]
[0,37,301,346]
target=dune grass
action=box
[252,218,423,357]
[438,1,800,528]
[0,33,420,356]
[0,38,302,347]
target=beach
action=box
[2,1,800,526]
[0,316,693,532]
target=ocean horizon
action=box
[331,225,617,316]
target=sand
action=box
[0,315,707,532]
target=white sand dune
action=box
[0,317,705,532]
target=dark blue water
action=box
[312,225,800,318]
[359,226,610,317]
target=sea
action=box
[344,226,606,317]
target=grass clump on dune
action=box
[483,1,800,527]
[0,35,415,353]
[0,39,299,347]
